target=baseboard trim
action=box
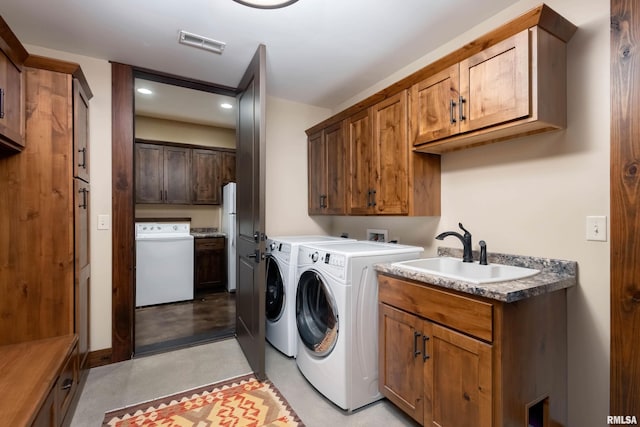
[87,348,112,368]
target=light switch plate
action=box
[586,216,607,241]
[98,214,110,230]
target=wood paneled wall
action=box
[611,0,640,416]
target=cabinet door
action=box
[164,146,191,204]
[347,109,374,215]
[324,122,347,214]
[460,29,529,133]
[307,130,326,214]
[192,148,221,205]
[373,90,409,214]
[194,237,226,291]
[135,143,164,203]
[73,79,90,182]
[411,64,460,145]
[426,323,492,427]
[379,303,425,424]
[221,151,236,186]
[0,48,24,151]
[74,179,90,370]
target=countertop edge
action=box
[375,250,577,303]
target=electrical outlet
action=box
[98,214,110,230]
[586,216,607,242]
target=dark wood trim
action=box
[86,348,112,369]
[24,54,93,99]
[305,4,577,136]
[111,62,135,363]
[135,138,236,153]
[611,0,640,416]
[110,61,238,97]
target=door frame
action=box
[110,62,236,362]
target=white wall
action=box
[331,1,610,425]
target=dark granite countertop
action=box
[374,247,577,303]
[190,227,226,238]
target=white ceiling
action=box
[2,0,521,125]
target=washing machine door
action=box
[265,256,285,322]
[296,269,338,357]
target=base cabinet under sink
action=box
[377,273,568,427]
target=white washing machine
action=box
[265,235,354,357]
[295,241,423,411]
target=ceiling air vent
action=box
[178,30,226,54]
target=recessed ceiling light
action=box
[233,0,299,9]
[137,88,153,95]
[178,30,226,54]
[221,103,233,109]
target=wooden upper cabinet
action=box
[0,17,28,154]
[221,151,236,186]
[135,143,164,203]
[192,148,221,205]
[414,26,571,153]
[410,64,460,144]
[163,146,191,204]
[308,122,347,215]
[348,91,410,215]
[373,91,409,214]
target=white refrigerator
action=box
[221,182,237,292]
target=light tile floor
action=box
[71,338,416,426]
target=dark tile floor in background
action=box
[135,290,235,356]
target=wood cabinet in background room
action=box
[135,142,191,204]
[221,151,236,187]
[307,121,347,215]
[192,148,221,204]
[194,237,226,292]
[0,16,28,153]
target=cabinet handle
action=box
[371,190,377,207]
[320,194,327,208]
[164,190,168,201]
[449,99,457,124]
[423,335,430,361]
[78,188,88,209]
[413,331,422,358]
[78,147,87,169]
[0,88,4,119]
[61,377,73,391]
[459,96,466,122]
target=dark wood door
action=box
[194,237,226,291]
[235,44,266,380]
[221,151,236,186]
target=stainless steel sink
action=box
[392,257,540,284]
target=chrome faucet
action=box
[436,223,473,263]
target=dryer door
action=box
[296,270,339,357]
[265,256,285,322]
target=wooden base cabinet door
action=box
[427,323,492,427]
[379,304,425,424]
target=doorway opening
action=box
[132,73,237,356]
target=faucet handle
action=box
[458,223,471,235]
[479,240,488,265]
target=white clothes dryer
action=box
[295,241,423,411]
[265,235,354,357]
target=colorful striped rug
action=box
[102,373,305,426]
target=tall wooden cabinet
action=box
[0,52,92,426]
